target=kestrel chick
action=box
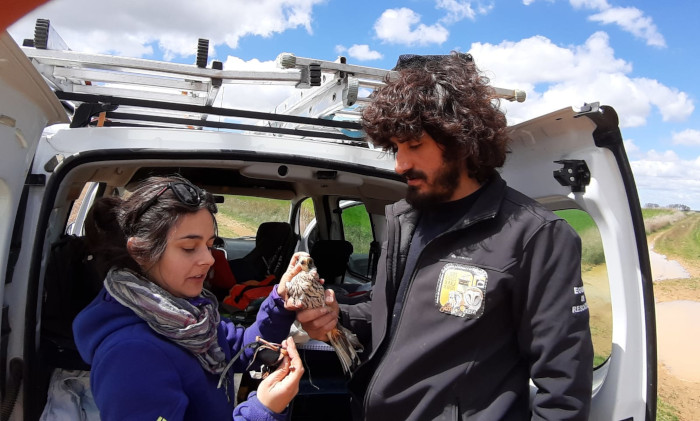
[287,255,362,375]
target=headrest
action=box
[255,222,293,256]
[310,240,354,279]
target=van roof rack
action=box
[21,18,526,144]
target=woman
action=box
[73,175,305,420]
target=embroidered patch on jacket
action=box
[435,263,488,319]
[572,285,589,314]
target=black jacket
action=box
[340,174,593,420]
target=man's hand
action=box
[256,337,304,413]
[296,289,339,341]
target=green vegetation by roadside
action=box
[644,209,692,235]
[642,208,675,219]
[653,212,700,265]
[658,398,681,421]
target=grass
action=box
[642,208,675,219]
[216,195,290,232]
[654,212,700,262]
[556,209,597,232]
[657,398,681,421]
[555,210,605,270]
[644,210,690,235]
[340,204,373,254]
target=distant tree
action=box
[645,203,660,208]
[668,204,690,211]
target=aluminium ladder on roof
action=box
[20,18,526,142]
[273,52,526,123]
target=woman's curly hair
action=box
[362,52,509,182]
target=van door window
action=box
[556,209,612,367]
[340,202,374,282]
[216,195,291,260]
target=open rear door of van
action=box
[0,31,67,285]
[0,31,67,416]
[504,104,657,421]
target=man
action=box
[298,52,593,420]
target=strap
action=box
[217,340,260,401]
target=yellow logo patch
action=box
[435,263,488,319]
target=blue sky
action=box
[9,0,700,209]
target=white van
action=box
[0,20,656,421]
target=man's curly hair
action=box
[361,52,509,182]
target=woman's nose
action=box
[202,247,215,266]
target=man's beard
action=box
[404,159,461,209]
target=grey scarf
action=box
[104,268,227,374]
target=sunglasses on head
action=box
[134,181,205,221]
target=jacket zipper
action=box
[363,208,495,415]
[363,210,494,416]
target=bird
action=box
[286,255,363,376]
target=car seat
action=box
[223,222,297,325]
[228,222,297,283]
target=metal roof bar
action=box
[54,91,363,130]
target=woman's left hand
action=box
[256,337,304,413]
[276,252,308,308]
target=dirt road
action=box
[650,229,700,421]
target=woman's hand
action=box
[256,337,304,414]
[276,252,309,307]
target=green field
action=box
[555,210,605,269]
[217,196,290,229]
[642,208,675,219]
[216,196,373,253]
[339,204,372,254]
[654,212,700,262]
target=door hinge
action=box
[553,160,590,193]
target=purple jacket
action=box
[74,285,295,421]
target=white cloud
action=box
[570,0,610,9]
[631,152,700,210]
[336,44,383,61]
[346,44,383,61]
[525,0,666,48]
[436,0,493,24]
[9,0,324,59]
[623,138,640,158]
[672,129,700,146]
[467,32,693,128]
[588,7,666,48]
[374,8,449,46]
